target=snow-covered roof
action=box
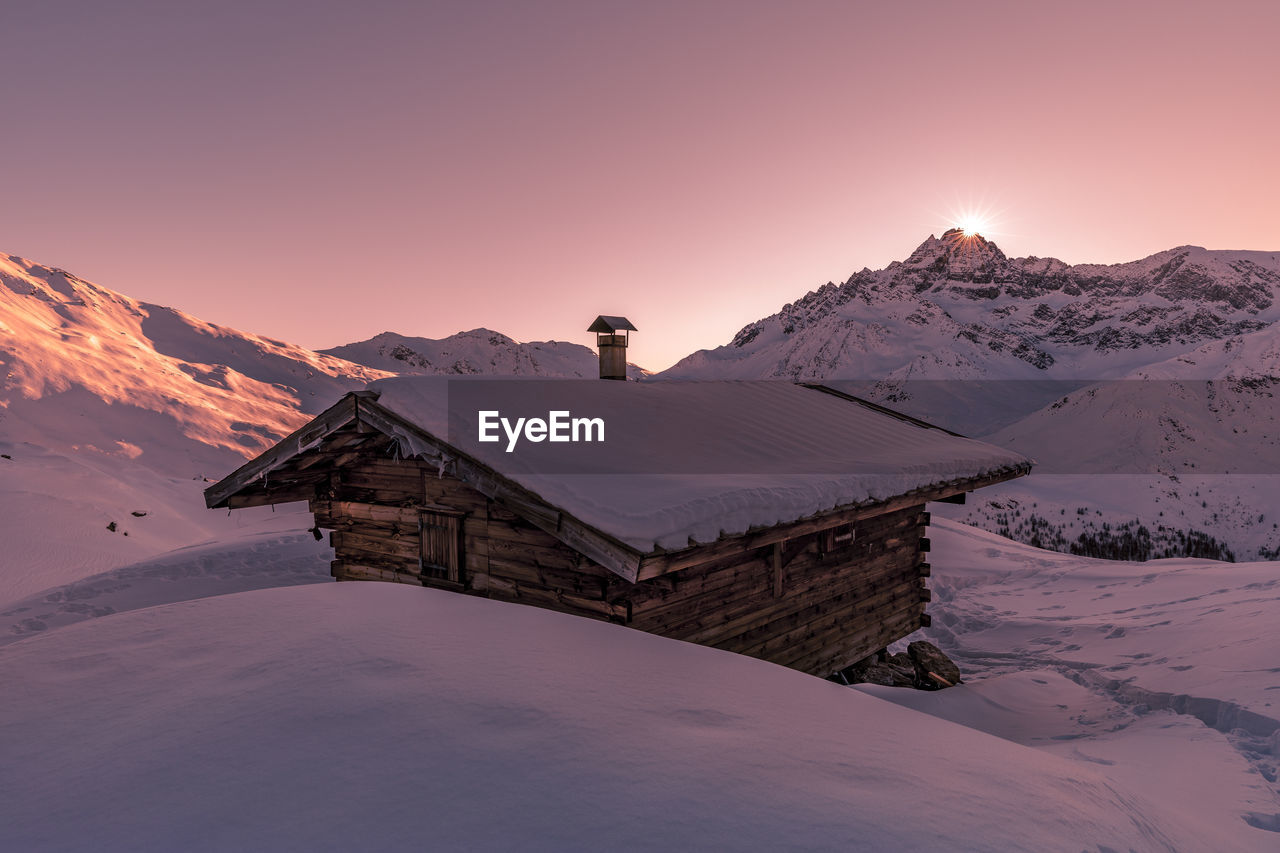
[367,377,1031,554]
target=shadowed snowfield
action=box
[2,516,1278,851]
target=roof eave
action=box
[203,393,362,509]
[634,461,1032,581]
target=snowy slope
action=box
[0,252,390,463]
[767,370,1280,559]
[867,518,1280,843]
[0,252,367,589]
[0,530,331,641]
[0,251,390,598]
[938,332,1280,560]
[0,443,318,606]
[988,381,1280,476]
[936,473,1280,562]
[1125,321,1280,381]
[325,328,649,379]
[916,519,1280,724]
[1,577,1272,852]
[980,323,1280,478]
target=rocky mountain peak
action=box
[904,229,1006,267]
[939,227,1005,259]
[884,229,1010,293]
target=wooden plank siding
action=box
[313,451,933,677]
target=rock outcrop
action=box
[835,643,962,691]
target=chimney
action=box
[587,315,636,380]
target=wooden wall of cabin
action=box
[311,454,931,678]
[312,456,627,622]
[625,506,930,677]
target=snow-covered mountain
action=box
[0,251,634,598]
[0,252,390,468]
[325,329,648,380]
[0,252,645,478]
[0,251,397,597]
[662,231,1280,561]
[663,229,1280,382]
[7,232,1280,577]
[659,232,1280,466]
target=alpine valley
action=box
[5,237,1280,849]
[5,230,1280,584]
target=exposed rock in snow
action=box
[908,640,962,689]
[850,660,916,688]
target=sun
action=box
[935,198,1008,240]
[955,213,991,237]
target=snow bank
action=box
[920,518,1280,720]
[0,582,1235,852]
[0,531,331,643]
[859,670,1279,850]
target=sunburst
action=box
[956,213,991,237]
[932,198,1011,241]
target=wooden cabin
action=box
[205,378,1030,678]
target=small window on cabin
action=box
[420,511,462,583]
[822,523,856,554]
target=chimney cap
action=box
[587,315,637,333]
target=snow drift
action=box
[0,580,1255,852]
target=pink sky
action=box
[2,1,1277,371]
